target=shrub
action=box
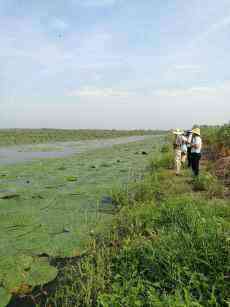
[192,173,216,191]
[149,153,174,172]
[201,123,230,159]
[192,172,224,197]
[217,124,230,149]
[110,184,130,209]
[160,144,171,153]
[110,174,165,207]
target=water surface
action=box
[0,135,149,165]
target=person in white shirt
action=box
[173,129,183,175]
[191,128,202,176]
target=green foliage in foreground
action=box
[40,152,230,307]
[0,256,58,307]
[42,198,230,307]
[0,129,165,147]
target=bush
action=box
[201,123,230,159]
[218,124,230,148]
[192,173,216,191]
[160,144,171,153]
[149,153,174,172]
[192,172,224,197]
[110,174,165,207]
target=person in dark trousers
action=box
[191,128,202,176]
[186,130,193,167]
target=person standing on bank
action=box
[186,130,193,167]
[191,128,202,176]
[181,132,188,167]
[173,129,183,175]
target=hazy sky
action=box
[0,0,230,129]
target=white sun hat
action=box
[173,128,183,135]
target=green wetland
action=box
[0,135,159,306]
[0,136,148,165]
[0,126,229,307]
[0,129,161,147]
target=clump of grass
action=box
[160,143,171,153]
[149,152,174,172]
[110,185,130,209]
[110,173,166,207]
[192,172,215,191]
[192,172,224,197]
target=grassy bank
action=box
[0,129,165,147]
[201,124,230,158]
[13,140,229,307]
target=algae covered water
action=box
[0,136,162,306]
[0,136,149,165]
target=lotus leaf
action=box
[0,191,19,199]
[0,255,57,295]
[66,176,78,182]
[0,136,158,306]
[25,259,58,287]
[0,287,11,307]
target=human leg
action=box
[175,149,181,174]
[191,153,201,176]
[191,153,196,175]
[187,147,192,167]
[181,153,186,166]
[194,154,201,176]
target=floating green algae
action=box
[0,137,162,304]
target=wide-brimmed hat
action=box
[192,128,201,136]
[173,128,183,135]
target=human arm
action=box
[191,137,201,149]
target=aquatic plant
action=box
[0,137,157,305]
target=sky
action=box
[0,0,230,130]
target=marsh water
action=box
[0,135,149,165]
[0,135,160,306]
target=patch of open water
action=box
[0,136,150,165]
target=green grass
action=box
[201,123,230,159]
[192,172,224,197]
[21,149,229,307]
[201,124,230,149]
[0,129,165,147]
